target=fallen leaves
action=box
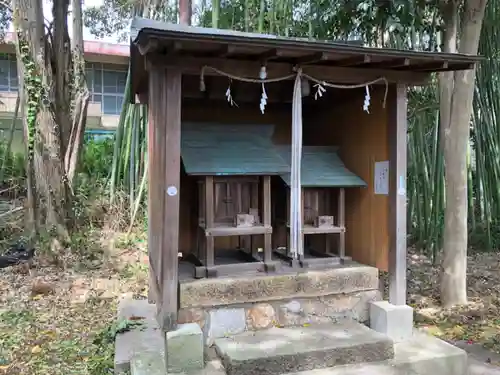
[396,249,500,354]
[31,278,56,296]
[0,230,149,375]
[31,346,42,354]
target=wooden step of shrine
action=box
[213,321,394,375]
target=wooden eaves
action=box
[129,17,483,100]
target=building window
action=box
[86,63,127,115]
[85,128,115,141]
[0,54,18,93]
[0,57,127,115]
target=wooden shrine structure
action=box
[128,17,481,332]
[181,123,288,278]
[273,146,366,268]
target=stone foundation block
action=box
[370,301,413,342]
[166,323,204,373]
[204,308,246,346]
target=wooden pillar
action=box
[147,65,182,331]
[388,84,408,306]
[205,176,215,273]
[289,74,303,260]
[338,188,345,259]
[139,91,158,305]
[262,176,272,266]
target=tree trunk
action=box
[441,0,487,308]
[179,0,192,25]
[13,0,72,241]
[212,0,220,28]
[64,0,90,184]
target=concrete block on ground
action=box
[214,320,394,375]
[130,351,226,375]
[370,301,413,342]
[166,323,204,373]
[205,308,246,346]
[283,330,468,375]
[131,351,166,375]
[115,299,163,373]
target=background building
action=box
[0,33,129,152]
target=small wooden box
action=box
[314,215,334,228]
[235,214,255,227]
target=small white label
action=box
[167,186,178,196]
[398,176,406,196]
[374,161,389,195]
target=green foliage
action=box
[83,0,178,42]
[86,319,142,375]
[0,1,11,40]
[17,38,44,162]
[79,135,115,180]
[0,140,25,187]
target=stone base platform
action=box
[179,262,379,309]
[178,262,381,343]
[214,321,393,375]
[284,331,467,375]
[121,313,468,375]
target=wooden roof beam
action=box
[136,38,160,55]
[146,54,430,85]
[359,58,411,69]
[216,45,238,57]
[294,52,328,65]
[403,61,473,72]
[331,54,371,67]
[258,48,285,62]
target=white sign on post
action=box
[374,161,389,195]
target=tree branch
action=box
[0,0,12,12]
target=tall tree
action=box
[10,0,90,241]
[179,0,192,25]
[440,0,488,307]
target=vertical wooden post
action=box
[290,74,303,260]
[140,91,157,305]
[338,188,345,259]
[262,176,272,267]
[250,181,259,257]
[388,84,408,306]
[147,65,182,332]
[299,188,305,262]
[205,176,215,272]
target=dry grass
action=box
[0,228,149,375]
[381,248,500,356]
[3,224,500,373]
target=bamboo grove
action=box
[105,0,499,255]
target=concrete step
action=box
[213,321,394,375]
[130,351,225,375]
[282,331,468,375]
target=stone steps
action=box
[118,299,469,375]
[128,329,467,375]
[213,321,394,375]
[282,331,468,375]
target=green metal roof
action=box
[277,146,367,188]
[181,123,289,175]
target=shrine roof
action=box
[181,123,289,176]
[276,146,367,188]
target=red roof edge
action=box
[3,32,130,57]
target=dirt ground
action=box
[383,249,500,362]
[1,240,500,374]
[0,231,149,375]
